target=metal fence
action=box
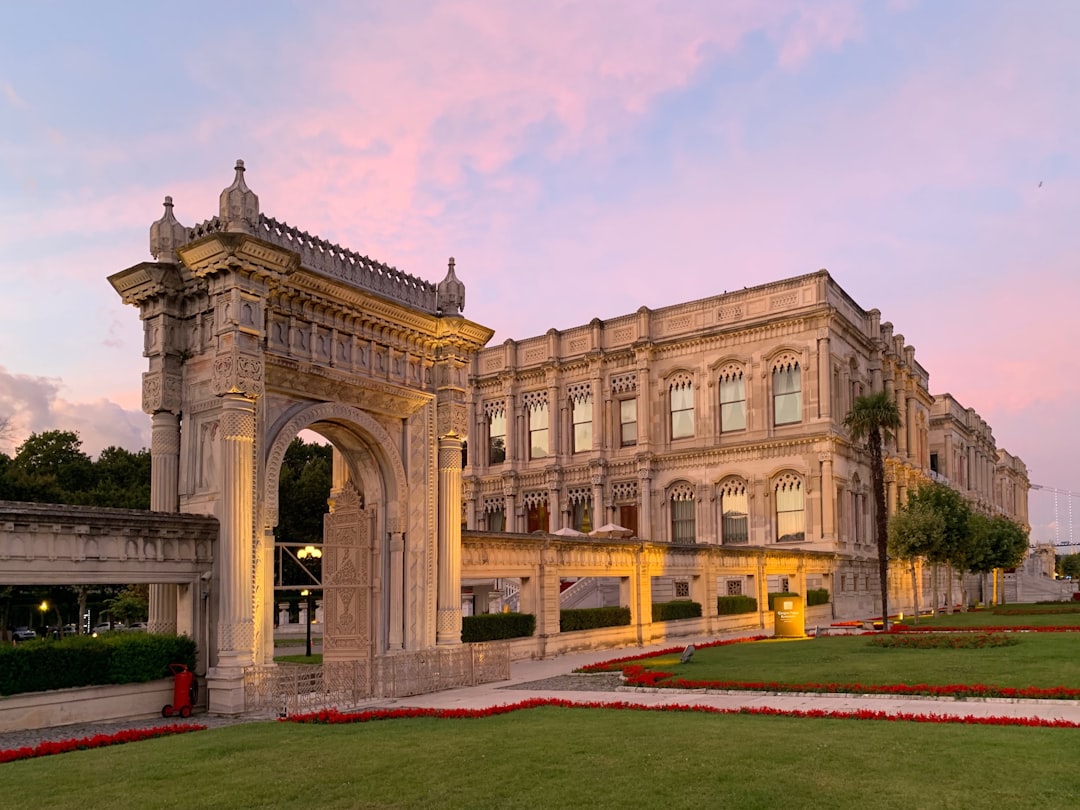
[244,642,510,715]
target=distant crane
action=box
[1030,484,1079,548]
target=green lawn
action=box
[630,632,1080,690]
[3,707,1076,809]
[904,606,1080,628]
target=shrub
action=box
[767,591,800,610]
[717,595,758,615]
[806,588,830,607]
[560,607,631,632]
[461,612,535,643]
[0,633,196,697]
[652,600,702,622]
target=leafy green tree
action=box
[1058,553,1080,581]
[844,391,903,629]
[105,584,149,625]
[888,498,946,623]
[12,430,96,496]
[905,482,972,613]
[87,446,151,509]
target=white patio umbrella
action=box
[588,523,634,539]
[553,527,587,537]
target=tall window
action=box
[620,399,638,447]
[670,378,695,439]
[719,369,746,432]
[571,394,592,453]
[670,484,696,543]
[487,409,506,464]
[528,402,549,459]
[773,360,802,425]
[775,475,805,542]
[719,479,749,545]
[525,497,549,533]
[571,497,593,533]
[484,504,506,532]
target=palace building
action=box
[462,270,1029,611]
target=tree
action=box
[844,391,903,629]
[1059,553,1080,581]
[9,430,96,502]
[905,482,972,613]
[88,446,151,509]
[888,498,946,623]
[968,514,1029,604]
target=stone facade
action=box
[110,162,492,713]
[463,270,1029,615]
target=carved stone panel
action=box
[322,486,371,659]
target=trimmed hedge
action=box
[560,606,631,632]
[717,595,758,615]
[461,612,535,642]
[652,600,702,622]
[767,591,800,610]
[0,633,197,697]
[807,588,830,607]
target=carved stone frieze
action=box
[436,399,469,439]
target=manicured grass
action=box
[905,608,1080,628]
[273,653,323,664]
[630,633,1080,690]
[3,707,1076,809]
[274,636,323,647]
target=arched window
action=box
[523,491,549,533]
[772,358,802,425]
[718,478,749,545]
[483,497,506,532]
[524,392,549,459]
[569,384,593,453]
[719,367,746,433]
[670,483,696,543]
[567,487,593,533]
[774,474,805,542]
[670,375,695,439]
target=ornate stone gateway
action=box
[110,162,492,713]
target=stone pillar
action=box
[820,453,835,541]
[436,436,464,645]
[896,384,908,456]
[214,393,257,673]
[817,335,831,420]
[388,531,405,650]
[148,411,180,635]
[638,459,653,541]
[967,446,975,492]
[887,479,898,517]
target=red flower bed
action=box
[0,724,206,764]
[285,698,1080,729]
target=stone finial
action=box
[219,159,260,233]
[437,256,466,315]
[149,196,188,263]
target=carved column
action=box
[215,394,257,668]
[388,530,405,650]
[148,409,180,635]
[895,382,908,456]
[820,453,835,541]
[817,335,831,420]
[590,461,605,533]
[546,469,561,532]
[436,436,464,645]
[637,456,654,541]
[502,472,518,533]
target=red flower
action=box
[0,724,206,764]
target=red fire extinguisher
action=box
[162,663,198,718]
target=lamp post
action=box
[38,600,49,634]
[296,545,322,659]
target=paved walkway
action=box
[5,633,1080,753]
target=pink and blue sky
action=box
[1,1,1078,545]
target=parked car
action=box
[91,622,123,636]
[12,627,37,642]
[126,622,148,632]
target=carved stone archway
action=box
[110,162,493,714]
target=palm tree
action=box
[844,391,903,630]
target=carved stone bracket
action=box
[142,371,182,414]
[436,399,469,439]
[212,351,264,398]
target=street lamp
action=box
[38,600,49,633]
[299,589,314,657]
[296,545,321,659]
